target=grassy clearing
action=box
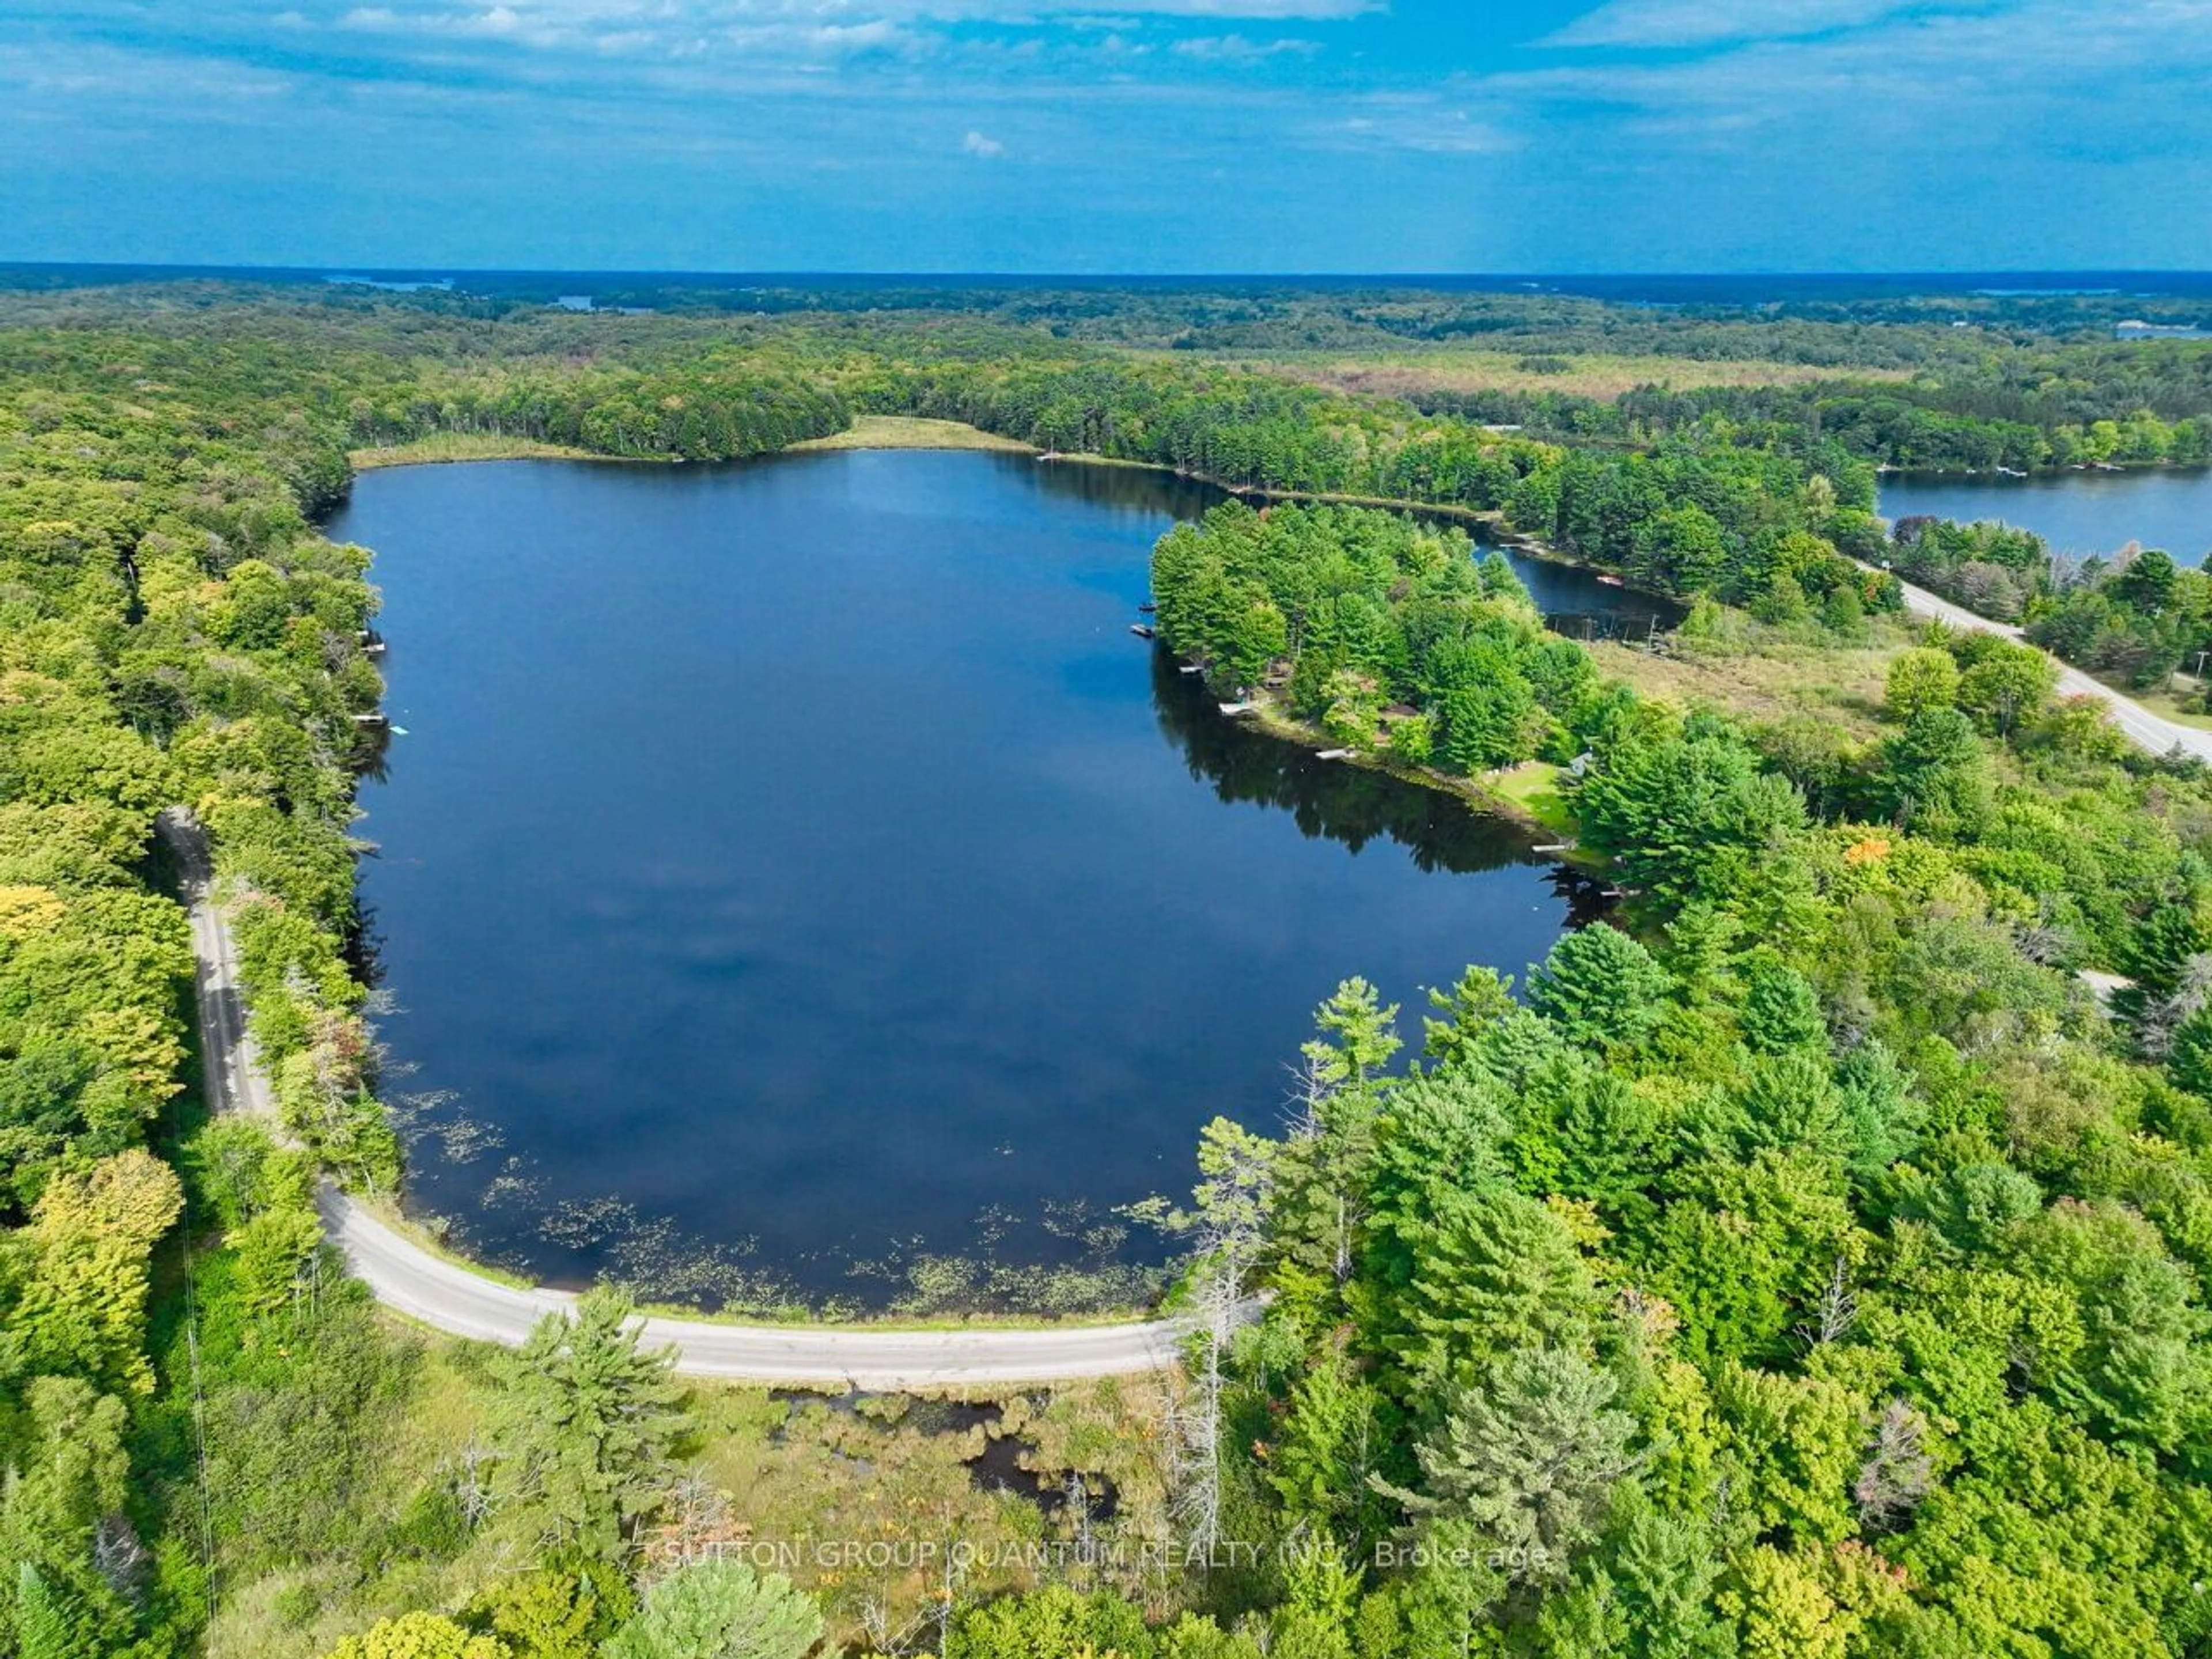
[1241,695,1594,849]
[1484,761,1575,836]
[1220,349,1910,403]
[348,433,612,468]
[789,415,1037,453]
[1589,620,1914,740]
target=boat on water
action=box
[1596,573,1626,588]
[1130,623,1156,639]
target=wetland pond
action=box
[329,450,1643,1309]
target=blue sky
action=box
[3,0,2209,272]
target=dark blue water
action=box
[1880,467,2212,567]
[329,451,1608,1306]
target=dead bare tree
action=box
[1134,1117,1275,1565]
[1797,1255,1859,1351]
[92,1515,150,1604]
[1855,1399,1934,1531]
[446,1438,501,1533]
[2136,950,2212,1059]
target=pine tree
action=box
[1529,925,1675,1050]
[13,1563,84,1659]
[603,1560,822,1659]
[1385,1189,1599,1400]
[1377,1347,1641,1583]
[493,1287,690,1561]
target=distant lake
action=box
[328,452,1621,1306]
[1880,467,2212,566]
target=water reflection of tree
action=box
[999,452,1228,520]
[1153,650,1506,876]
[1150,652,1617,922]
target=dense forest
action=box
[5,281,2212,1657]
[1070,499,2212,1659]
[1127,499,2212,1658]
[1406,355,2212,475]
[17,267,2206,352]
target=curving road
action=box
[320,1191,1189,1388]
[163,571,2197,1384]
[1878,569,2212,762]
[162,809,1196,1387]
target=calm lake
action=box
[1880,466,2212,566]
[329,452,1627,1307]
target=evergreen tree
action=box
[603,1560,822,1659]
[493,1288,689,1561]
[1737,952,1827,1055]
[1529,925,1675,1050]
[1378,1347,1641,1583]
[1382,1188,1599,1400]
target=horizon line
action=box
[5,260,2212,285]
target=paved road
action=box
[159,808,279,1124]
[321,1191,1190,1388]
[1879,570,2212,762]
[164,809,1196,1387]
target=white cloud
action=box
[330,0,1381,32]
[962,127,1004,155]
[1516,0,2212,126]
[309,0,1369,74]
[1171,32,1318,59]
[1547,0,1937,48]
[721,18,911,53]
[338,3,571,44]
[1107,0,1376,14]
[1310,101,1517,155]
[0,39,295,102]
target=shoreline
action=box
[1225,688,1588,849]
[1878,459,2212,482]
[317,426,1621,1324]
[349,435,635,469]
[348,1192,1167,1334]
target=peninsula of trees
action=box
[3,277,2212,1657]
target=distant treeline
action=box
[849,356,1900,621]
[8,281,2212,1659]
[1411,351,2212,475]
